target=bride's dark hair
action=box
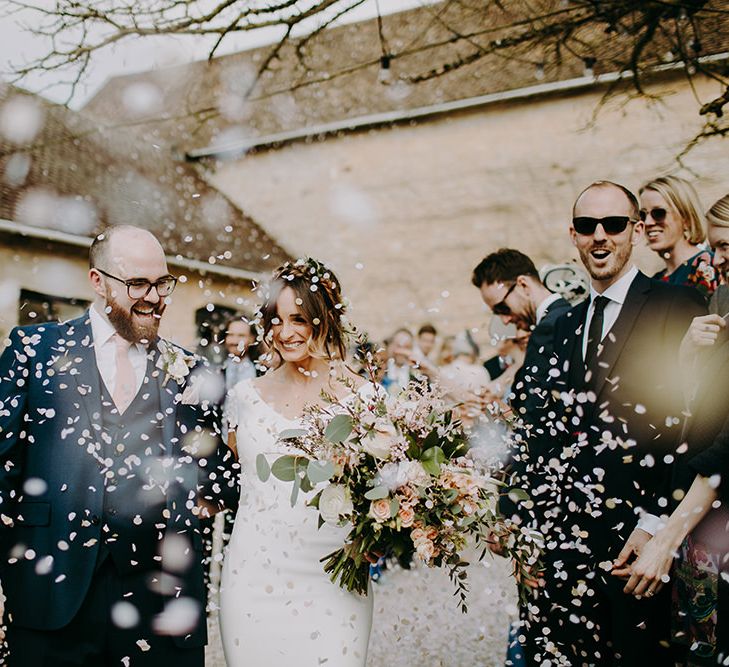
[259,258,349,361]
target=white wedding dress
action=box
[219,379,374,666]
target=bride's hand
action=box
[621,535,675,598]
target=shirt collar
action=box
[535,292,562,324]
[589,265,639,307]
[89,303,117,347]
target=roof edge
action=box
[187,52,729,160]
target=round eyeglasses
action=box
[95,268,178,299]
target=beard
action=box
[105,288,164,345]
[578,238,633,284]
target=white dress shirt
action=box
[535,292,563,325]
[581,265,639,360]
[89,304,148,396]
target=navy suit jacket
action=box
[0,313,238,643]
[500,296,571,521]
[535,272,706,558]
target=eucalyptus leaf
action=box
[421,446,446,465]
[300,475,313,493]
[389,498,400,517]
[278,428,308,440]
[324,414,353,444]
[420,446,446,475]
[307,459,335,484]
[421,458,440,476]
[290,472,301,507]
[271,455,297,482]
[508,488,531,502]
[364,486,389,500]
[308,490,322,509]
[256,453,271,482]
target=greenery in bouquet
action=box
[256,377,542,612]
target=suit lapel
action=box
[592,272,651,397]
[151,340,182,453]
[62,313,104,428]
[566,301,589,389]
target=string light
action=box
[378,54,392,84]
[583,57,597,78]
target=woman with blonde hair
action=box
[640,175,718,299]
[619,193,729,665]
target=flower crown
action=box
[251,258,350,344]
[276,258,344,306]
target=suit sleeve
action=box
[645,287,708,518]
[689,413,729,500]
[0,327,31,516]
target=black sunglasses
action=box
[492,282,517,316]
[572,216,636,236]
[639,207,667,223]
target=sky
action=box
[0,0,434,109]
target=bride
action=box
[219,258,375,666]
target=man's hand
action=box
[483,528,507,557]
[621,535,675,597]
[610,528,652,579]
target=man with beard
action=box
[472,249,570,664]
[530,182,706,665]
[472,249,570,520]
[472,248,571,428]
[0,225,237,666]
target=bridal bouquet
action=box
[256,380,541,611]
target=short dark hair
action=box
[573,180,640,220]
[471,248,539,288]
[417,323,437,337]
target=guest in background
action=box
[438,333,491,426]
[382,328,415,394]
[640,175,717,300]
[222,314,259,391]
[382,327,434,393]
[437,335,455,367]
[415,323,438,361]
[622,193,729,666]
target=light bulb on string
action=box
[378,54,392,84]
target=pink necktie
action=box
[113,333,135,414]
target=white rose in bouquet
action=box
[319,484,353,524]
[362,418,398,460]
[376,461,430,492]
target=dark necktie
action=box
[585,295,609,372]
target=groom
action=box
[0,226,237,665]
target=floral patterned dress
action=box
[653,249,718,301]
